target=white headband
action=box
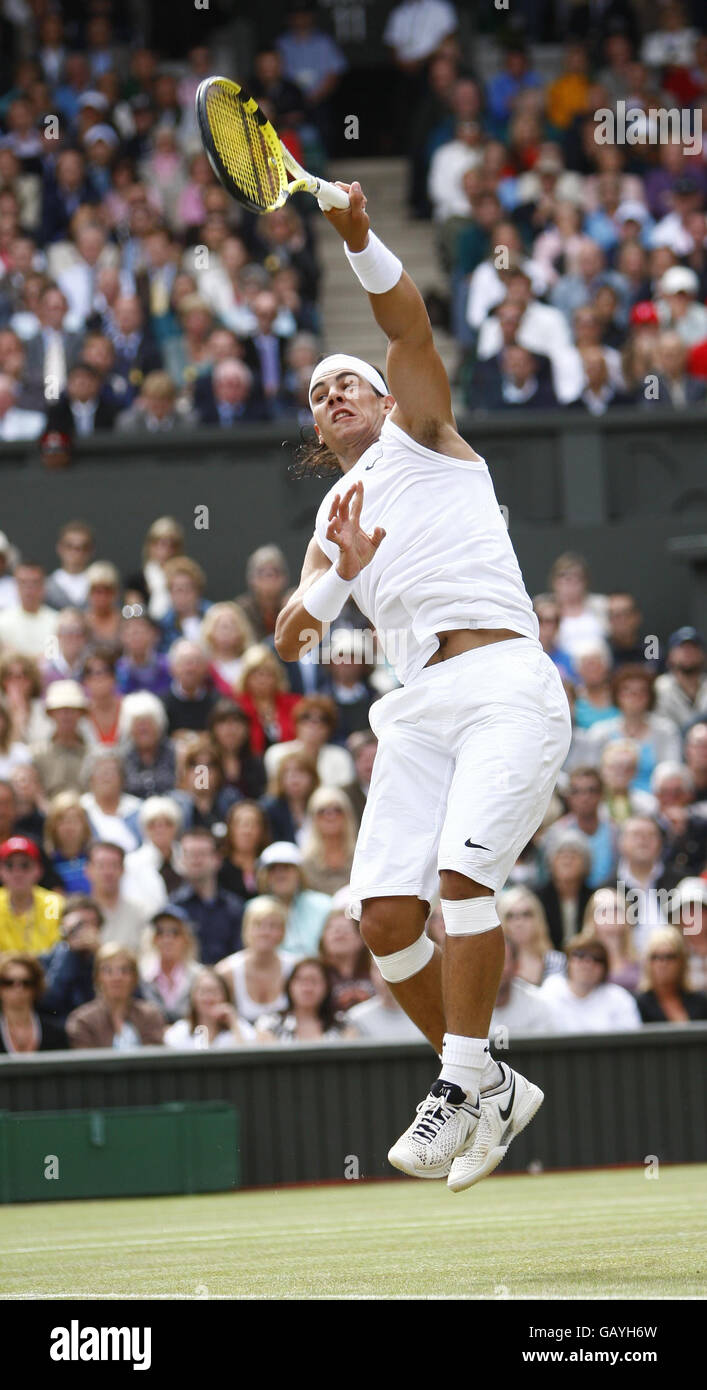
[309,354,388,406]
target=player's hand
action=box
[322,181,369,253]
[326,481,385,579]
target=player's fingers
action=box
[339,485,356,520]
[350,180,367,210]
[350,480,364,523]
[328,494,341,521]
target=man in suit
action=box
[40,147,99,244]
[106,294,163,406]
[242,290,290,412]
[196,358,268,425]
[472,343,558,411]
[45,361,116,437]
[24,284,83,406]
[637,331,706,409]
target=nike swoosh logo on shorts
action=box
[498,1076,516,1123]
[465,839,490,850]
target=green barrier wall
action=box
[0,1101,239,1202]
[0,1027,705,1192]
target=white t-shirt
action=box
[0,604,59,657]
[49,567,90,606]
[0,743,32,778]
[314,416,539,686]
[490,978,559,1039]
[347,995,426,1040]
[539,974,641,1033]
[384,0,458,62]
[164,1017,255,1048]
[428,141,481,222]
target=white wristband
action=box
[344,231,403,295]
[302,564,356,621]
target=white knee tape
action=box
[372,931,434,983]
[441,896,500,936]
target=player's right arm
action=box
[274,533,331,663]
[275,482,385,662]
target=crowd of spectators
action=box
[0,4,354,450]
[2,2,707,436]
[388,1,707,412]
[0,518,706,1054]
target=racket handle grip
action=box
[315,179,350,211]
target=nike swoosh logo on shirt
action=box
[465,839,490,850]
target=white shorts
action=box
[348,637,572,921]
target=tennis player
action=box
[275,182,571,1191]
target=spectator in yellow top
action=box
[0,836,63,953]
[545,43,590,130]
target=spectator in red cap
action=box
[630,300,659,328]
[0,836,64,954]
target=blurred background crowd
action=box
[0,0,706,1054]
[1,0,707,442]
[0,519,706,1051]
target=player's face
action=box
[311,372,386,454]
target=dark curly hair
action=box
[288,428,343,480]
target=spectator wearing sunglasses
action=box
[539,931,642,1032]
[636,926,707,1024]
[0,836,63,954]
[139,906,202,1024]
[0,949,67,1052]
[264,694,355,790]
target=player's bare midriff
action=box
[424,628,524,667]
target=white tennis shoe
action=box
[447,1062,544,1192]
[388,1079,481,1179]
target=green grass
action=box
[1,1165,704,1300]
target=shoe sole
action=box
[447,1084,544,1193]
[387,1145,452,1180]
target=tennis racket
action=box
[195,76,350,214]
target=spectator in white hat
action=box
[656,265,707,345]
[32,680,90,798]
[673,878,707,993]
[256,840,332,956]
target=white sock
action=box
[439,1033,489,1103]
[481,1053,505,1089]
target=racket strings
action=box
[206,85,283,211]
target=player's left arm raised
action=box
[323,181,461,450]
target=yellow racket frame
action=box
[195,76,349,214]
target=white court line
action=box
[0,1291,698,1302]
[2,1198,701,1256]
[2,1220,701,1262]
